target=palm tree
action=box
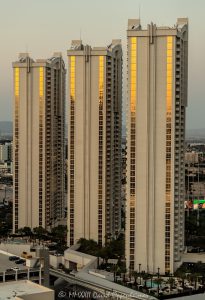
[111,264,117,282]
[153,277,164,297]
[189,273,199,290]
[132,271,139,286]
[118,264,127,284]
[141,272,150,288]
[175,271,186,290]
[150,274,154,288]
[167,277,175,290]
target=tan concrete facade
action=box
[67,40,122,246]
[12,53,66,232]
[126,19,188,274]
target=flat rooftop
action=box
[65,248,96,259]
[0,251,28,272]
[1,238,31,244]
[0,280,54,300]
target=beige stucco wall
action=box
[125,20,188,275]
[49,254,64,269]
[0,243,32,257]
[13,64,43,230]
[64,249,97,271]
[182,253,205,264]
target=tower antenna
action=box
[139,4,141,23]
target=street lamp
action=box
[129,264,131,281]
[139,263,141,285]
[157,267,160,297]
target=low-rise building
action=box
[64,247,98,272]
[0,247,49,286]
[0,280,54,300]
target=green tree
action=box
[0,222,10,237]
[33,226,47,239]
[78,238,100,256]
[108,234,125,258]
[98,246,112,264]
[18,226,32,236]
[51,225,67,241]
[175,270,187,290]
[118,264,127,284]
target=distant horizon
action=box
[1,120,205,132]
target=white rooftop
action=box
[0,280,54,300]
[64,247,96,260]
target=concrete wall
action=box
[64,249,97,271]
[26,258,39,268]
[49,255,64,269]
[182,253,205,264]
[15,291,54,300]
[0,243,32,257]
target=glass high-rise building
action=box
[67,40,122,246]
[13,53,66,232]
[126,18,188,274]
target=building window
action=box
[129,37,137,270]
[69,56,75,246]
[39,67,44,227]
[98,56,104,246]
[165,36,173,273]
[14,67,19,232]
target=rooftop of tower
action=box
[14,52,63,64]
[127,18,188,31]
[13,52,65,69]
[69,39,122,51]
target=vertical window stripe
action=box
[98,56,104,246]
[129,37,137,271]
[165,36,173,273]
[69,56,75,245]
[14,68,20,231]
[39,67,44,226]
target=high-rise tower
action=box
[67,40,122,246]
[126,18,188,274]
[13,53,66,232]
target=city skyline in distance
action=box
[0,0,205,129]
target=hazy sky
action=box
[0,0,205,129]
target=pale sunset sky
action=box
[0,0,204,129]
